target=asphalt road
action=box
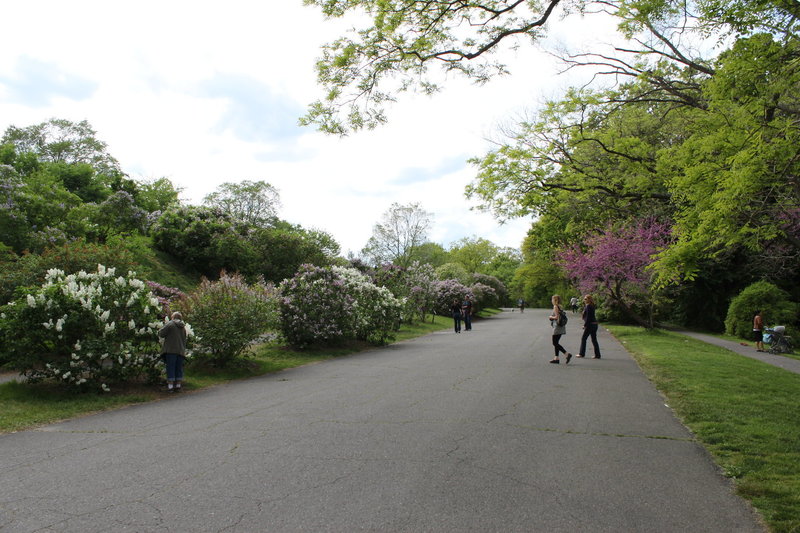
[0,309,765,532]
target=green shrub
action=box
[0,239,137,305]
[0,265,164,391]
[176,272,278,366]
[724,281,798,338]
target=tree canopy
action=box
[361,202,433,267]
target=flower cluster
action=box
[0,264,165,391]
[145,281,186,316]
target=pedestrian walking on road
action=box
[753,310,765,352]
[569,296,579,314]
[576,295,602,359]
[451,300,463,333]
[159,311,187,392]
[549,295,573,364]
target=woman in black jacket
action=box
[576,295,602,359]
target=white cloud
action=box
[0,2,622,256]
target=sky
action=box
[0,1,621,256]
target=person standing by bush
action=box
[159,312,187,392]
[753,310,765,352]
[451,299,463,333]
[548,295,572,364]
[462,297,473,331]
[577,294,602,359]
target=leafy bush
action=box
[472,273,506,305]
[176,272,278,366]
[435,262,471,284]
[0,239,137,305]
[724,281,798,338]
[0,265,165,391]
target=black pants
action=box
[452,312,462,332]
[579,323,601,357]
[552,334,567,357]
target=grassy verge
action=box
[609,325,800,532]
[0,314,453,434]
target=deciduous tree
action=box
[361,202,433,267]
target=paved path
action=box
[673,330,800,375]
[0,309,765,532]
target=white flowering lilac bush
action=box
[0,265,165,391]
[278,265,402,348]
[332,266,403,345]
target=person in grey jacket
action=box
[549,294,573,364]
[159,311,187,392]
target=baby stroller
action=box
[764,326,793,354]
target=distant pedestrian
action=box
[451,300,463,333]
[569,296,579,314]
[462,297,473,331]
[159,311,187,392]
[576,295,602,359]
[753,310,765,352]
[549,295,573,364]
[518,298,525,313]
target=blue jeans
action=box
[164,353,184,382]
[464,313,472,330]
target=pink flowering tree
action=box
[558,220,672,328]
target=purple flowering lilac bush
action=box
[146,281,186,316]
[372,261,437,322]
[470,282,498,311]
[0,265,174,391]
[433,279,474,315]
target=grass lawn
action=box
[609,325,800,533]
[0,313,455,434]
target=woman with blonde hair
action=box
[548,294,573,364]
[577,294,602,359]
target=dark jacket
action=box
[582,304,598,326]
[159,319,187,356]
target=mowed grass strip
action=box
[609,326,800,533]
[0,314,454,434]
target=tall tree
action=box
[362,202,433,267]
[203,180,281,227]
[448,236,501,274]
[1,118,121,178]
